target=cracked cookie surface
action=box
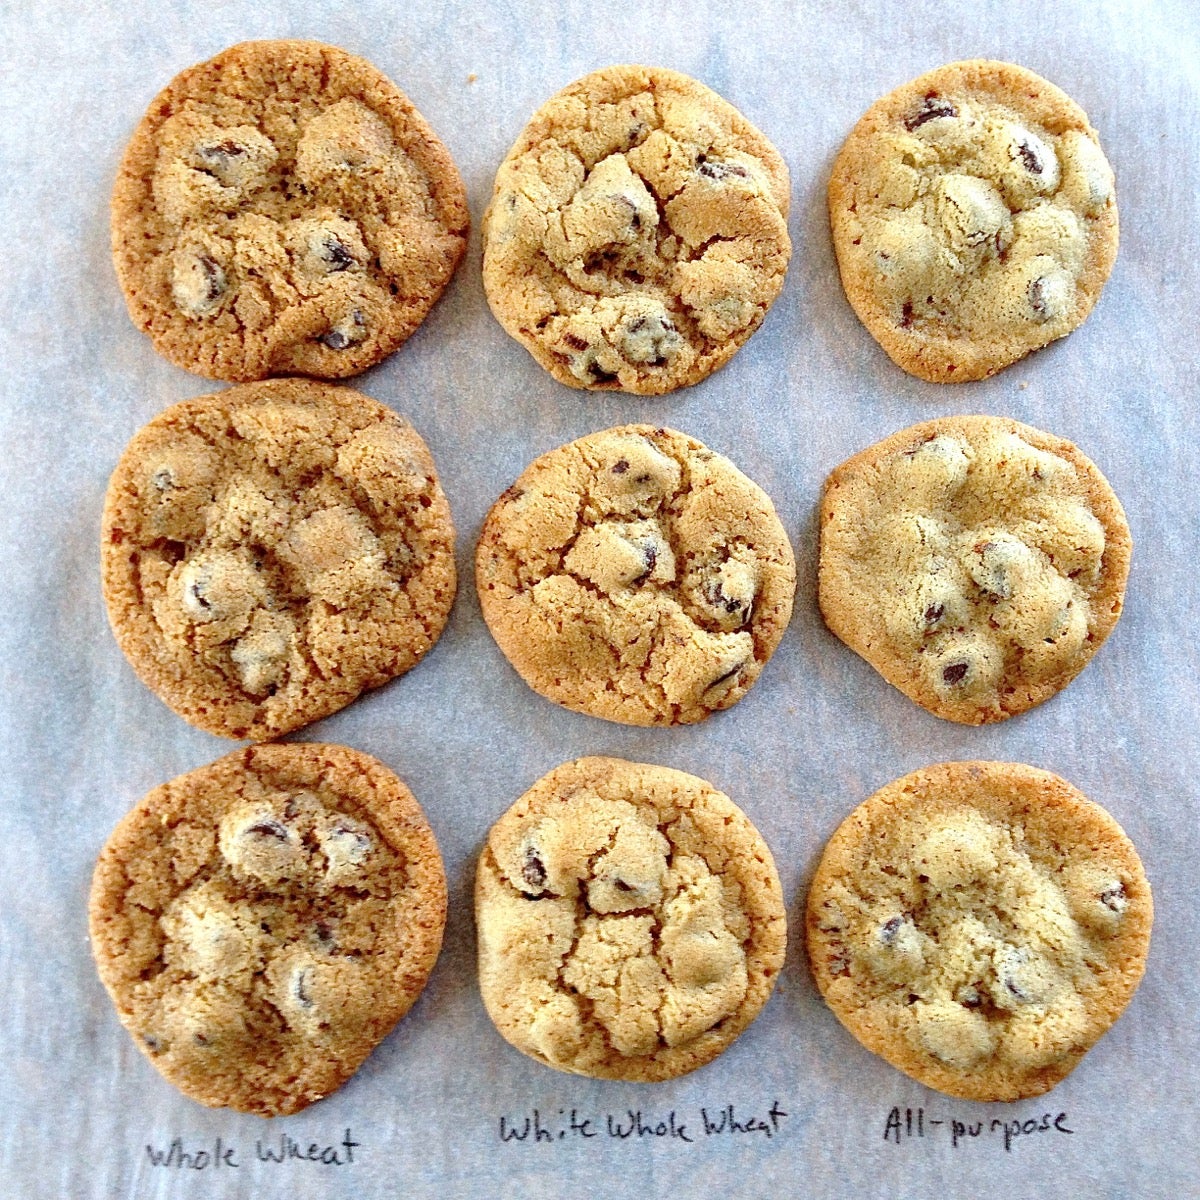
[482,65,791,394]
[476,424,795,725]
[829,60,1118,382]
[88,743,446,1116]
[818,415,1130,724]
[112,40,469,381]
[476,756,785,1080]
[102,378,456,740]
[806,762,1152,1101]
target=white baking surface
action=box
[1,1,1197,1196]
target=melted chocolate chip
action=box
[562,332,589,351]
[319,234,355,272]
[1028,276,1050,318]
[246,818,289,841]
[900,301,915,328]
[611,459,630,475]
[521,846,547,891]
[1016,139,1044,175]
[941,661,969,685]
[903,95,958,131]
[698,159,749,181]
[198,254,226,302]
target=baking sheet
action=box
[2,1,1198,1196]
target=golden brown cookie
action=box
[476,425,795,725]
[476,756,786,1080]
[112,40,469,381]
[482,65,791,394]
[101,378,456,740]
[88,743,447,1116]
[806,762,1152,1101]
[818,415,1130,724]
[829,60,1118,382]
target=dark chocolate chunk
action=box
[904,95,958,131]
[941,661,969,685]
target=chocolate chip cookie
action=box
[829,60,1118,382]
[112,40,469,380]
[101,378,456,740]
[476,425,795,725]
[818,415,1130,724]
[89,743,447,1116]
[477,756,786,1080]
[482,65,791,394]
[806,762,1152,1101]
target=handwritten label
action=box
[145,1128,360,1170]
[498,1101,787,1145]
[883,1105,1074,1152]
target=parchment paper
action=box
[2,2,1197,1197]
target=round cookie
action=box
[102,378,456,740]
[112,40,469,381]
[818,415,1131,724]
[476,756,786,1080]
[476,424,795,725]
[482,65,791,394]
[806,762,1152,1101]
[88,743,447,1116]
[829,60,1118,382]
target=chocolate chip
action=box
[563,332,589,351]
[1016,138,1045,175]
[638,544,658,580]
[1099,881,1127,913]
[521,846,547,891]
[900,301,914,328]
[193,1033,210,1047]
[1028,276,1050,318]
[1003,973,1034,1003]
[903,95,958,131]
[197,254,226,302]
[142,1033,163,1052]
[705,660,746,693]
[613,879,635,892]
[321,309,366,350]
[923,603,945,627]
[611,459,630,474]
[698,159,749,180]
[879,916,904,945]
[958,985,983,1009]
[195,140,247,182]
[246,818,289,840]
[188,580,212,611]
[941,661,969,685]
[318,234,355,272]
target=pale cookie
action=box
[806,762,1152,1101]
[829,60,1118,382]
[818,415,1130,724]
[112,40,468,380]
[89,743,447,1116]
[477,757,786,1080]
[102,378,456,740]
[476,425,795,725]
[482,65,791,394]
